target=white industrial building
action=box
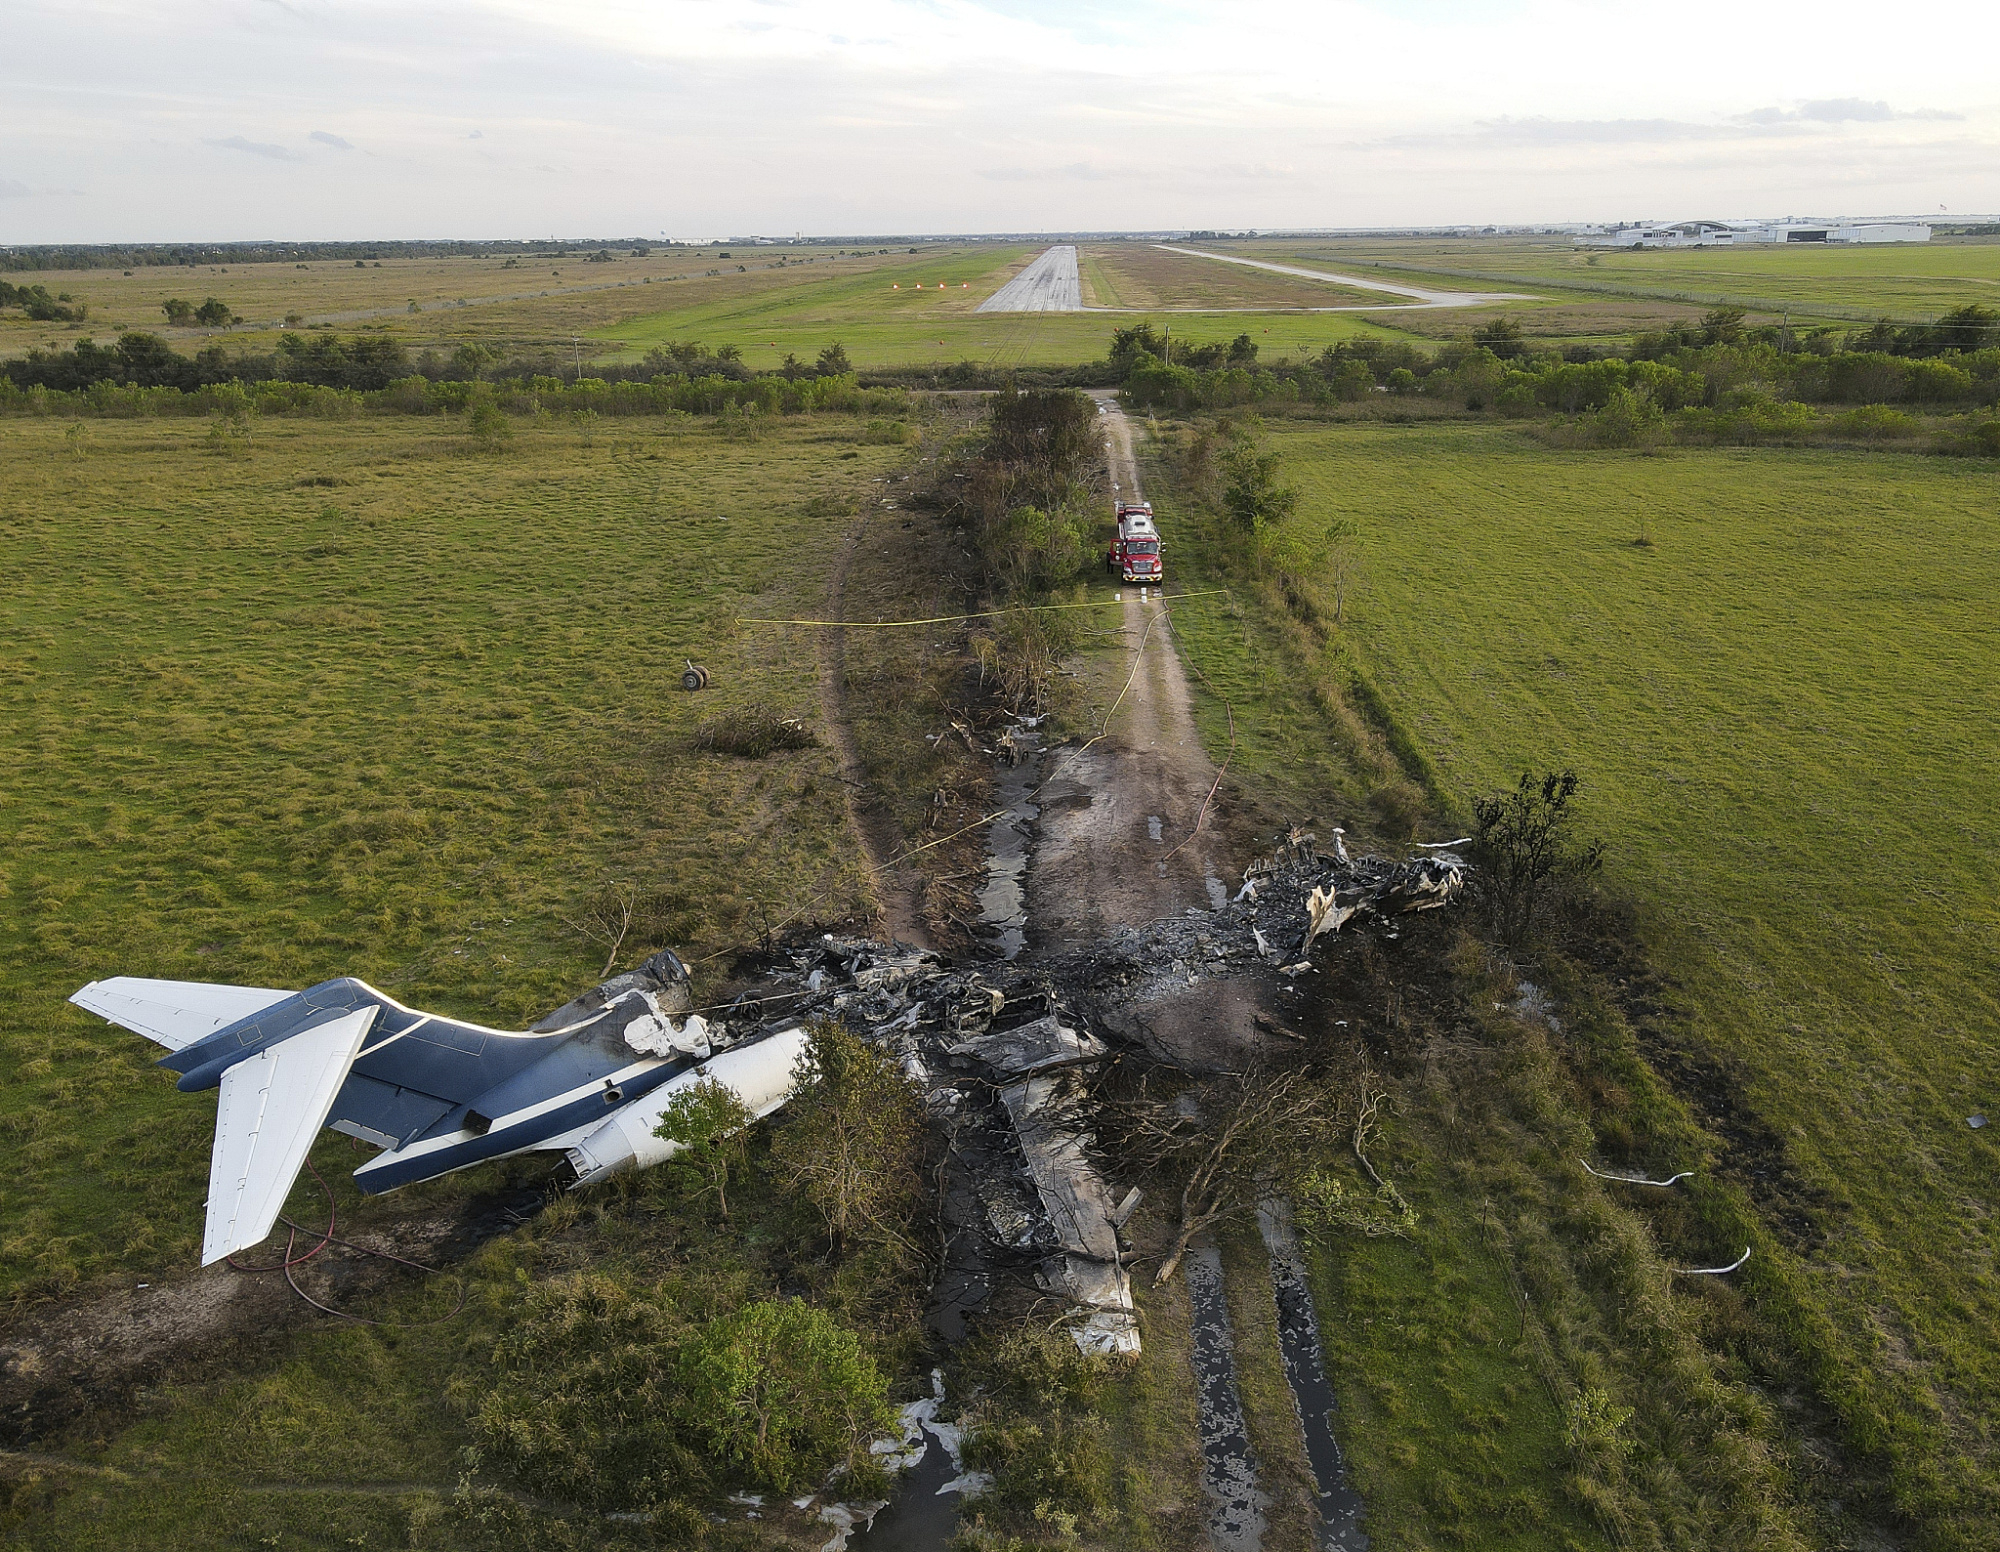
[1575,219,1930,248]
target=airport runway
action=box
[1151,244,1534,309]
[976,244,1082,312]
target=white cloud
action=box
[0,0,1993,238]
[207,134,304,161]
[1740,98,1962,125]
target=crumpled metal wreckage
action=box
[69,831,1466,1357]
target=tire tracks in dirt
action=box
[818,505,933,949]
[1027,393,1237,956]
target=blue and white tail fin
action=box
[70,978,375,1264]
[69,977,296,1053]
[203,1007,375,1264]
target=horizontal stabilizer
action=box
[71,977,295,1054]
[204,1007,375,1266]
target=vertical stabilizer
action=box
[203,1007,375,1265]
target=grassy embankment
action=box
[1150,418,2000,1548]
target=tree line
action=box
[0,237,676,272]
[1116,307,2000,414]
[0,329,873,402]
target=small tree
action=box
[1221,428,1298,536]
[1108,321,1167,375]
[1323,516,1360,626]
[1111,1065,1329,1284]
[1471,769,1605,946]
[1472,316,1526,360]
[652,1078,753,1220]
[1581,386,1670,451]
[814,341,852,376]
[467,399,512,449]
[193,297,235,327]
[1699,306,1747,346]
[451,341,500,380]
[162,297,195,325]
[769,1020,926,1261]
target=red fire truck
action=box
[1106,502,1163,584]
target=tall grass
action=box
[1263,420,2000,1547]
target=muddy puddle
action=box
[841,1376,989,1552]
[1258,1202,1367,1550]
[846,1433,959,1551]
[1187,1241,1270,1551]
[977,725,1043,960]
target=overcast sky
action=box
[3,0,1996,241]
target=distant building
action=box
[1741,221,1931,245]
[1575,219,1930,248]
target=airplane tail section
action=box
[203,1007,376,1265]
[69,977,296,1054]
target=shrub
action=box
[1829,405,1921,441]
[1471,768,1606,947]
[1904,358,1975,403]
[959,1329,1114,1522]
[473,1275,891,1506]
[1576,387,1670,450]
[467,400,512,447]
[473,1274,702,1511]
[672,1299,893,1492]
[1937,417,2000,458]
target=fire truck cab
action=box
[1107,502,1163,584]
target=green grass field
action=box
[0,244,1029,364]
[0,411,914,1295]
[1255,422,2000,1540]
[591,245,1432,372]
[1237,236,2000,324]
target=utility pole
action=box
[572,336,582,380]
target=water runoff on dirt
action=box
[1260,1202,1368,1549]
[976,724,1043,960]
[1187,1240,1272,1551]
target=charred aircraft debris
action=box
[69,830,1466,1356]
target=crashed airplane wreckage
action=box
[69,949,798,1266]
[70,832,1466,1355]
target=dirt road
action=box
[1025,393,1237,955]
